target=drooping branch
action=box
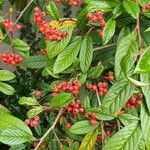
[34,108,63,150]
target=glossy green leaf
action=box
[103,121,141,150]
[134,47,150,73]
[19,97,39,106]
[0,70,16,81]
[115,32,137,79]
[53,36,82,74]
[123,0,139,19]
[47,25,74,59]
[102,79,134,115]
[23,55,48,69]
[79,35,93,73]
[141,104,150,149]
[13,39,30,57]
[141,73,150,113]
[0,104,11,115]
[46,1,59,20]
[0,82,15,95]
[119,113,139,126]
[102,18,116,45]
[79,129,98,150]
[27,106,44,118]
[69,120,99,135]
[51,92,73,107]
[88,63,104,78]
[0,114,32,146]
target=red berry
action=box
[34,116,39,121]
[25,119,30,125]
[89,119,96,125]
[34,90,42,97]
[65,123,71,129]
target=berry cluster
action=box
[65,122,72,129]
[87,82,108,96]
[52,80,81,96]
[55,0,82,5]
[65,100,84,115]
[2,18,22,32]
[126,93,143,108]
[86,11,105,37]
[83,112,97,125]
[141,2,150,13]
[0,53,22,65]
[33,7,67,41]
[25,116,39,127]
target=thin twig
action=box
[100,121,106,148]
[117,119,121,130]
[0,0,34,44]
[136,17,142,49]
[53,129,63,150]
[34,108,63,150]
[96,90,101,107]
[93,43,116,51]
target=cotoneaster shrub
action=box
[0,0,150,150]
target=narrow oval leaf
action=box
[0,82,15,95]
[102,79,134,115]
[79,129,98,150]
[69,120,99,134]
[19,97,39,106]
[134,47,150,73]
[53,36,82,74]
[23,55,48,69]
[0,114,32,146]
[115,32,138,79]
[79,35,93,73]
[123,0,139,19]
[47,25,74,59]
[12,38,30,57]
[103,122,141,150]
[141,73,150,113]
[102,18,116,45]
[141,104,150,150]
[0,70,16,81]
[46,1,59,20]
[27,106,44,119]
[51,92,73,107]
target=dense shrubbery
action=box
[0,0,150,149]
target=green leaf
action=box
[123,0,139,19]
[102,18,116,45]
[42,66,59,78]
[0,82,15,95]
[119,113,139,126]
[0,70,16,81]
[87,63,104,78]
[51,92,73,107]
[77,1,112,27]
[102,79,134,115]
[0,114,32,146]
[79,35,93,73]
[27,106,44,118]
[79,129,98,150]
[47,25,74,59]
[0,104,11,115]
[134,47,150,73]
[96,112,115,121]
[12,38,30,57]
[115,32,138,79]
[145,27,150,32]
[46,1,59,20]
[0,27,3,40]
[23,55,48,69]
[141,73,150,113]
[53,36,82,74]
[69,120,99,135]
[103,122,141,150]
[19,97,39,106]
[141,104,150,149]
[0,16,3,22]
